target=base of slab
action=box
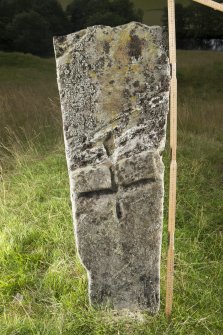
[96,308,148,323]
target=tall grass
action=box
[0,87,61,146]
[0,52,62,166]
[177,51,223,139]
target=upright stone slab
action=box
[54,22,170,314]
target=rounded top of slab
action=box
[53,21,167,59]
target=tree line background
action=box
[0,0,222,57]
[163,1,223,50]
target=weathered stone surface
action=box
[72,165,112,194]
[116,151,162,186]
[54,22,170,314]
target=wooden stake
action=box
[193,0,223,12]
[165,0,222,318]
[166,0,177,318]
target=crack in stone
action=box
[103,132,115,157]
[121,177,156,189]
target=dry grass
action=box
[178,96,222,138]
[177,50,223,139]
[0,87,60,141]
[0,52,62,164]
[0,86,62,168]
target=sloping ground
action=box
[132,0,190,25]
[0,51,222,334]
[59,0,190,25]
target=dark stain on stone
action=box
[128,34,142,60]
[96,57,105,68]
[139,274,157,309]
[119,137,127,146]
[158,53,167,64]
[122,242,132,253]
[54,35,66,44]
[159,120,165,128]
[65,131,72,140]
[116,201,122,219]
[100,284,111,300]
[81,135,87,143]
[103,41,110,54]
[108,164,118,193]
[153,97,160,104]
[70,164,75,171]
[103,132,114,157]
[133,80,140,87]
[123,88,130,97]
[56,47,65,58]
[97,152,103,159]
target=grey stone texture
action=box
[54,22,170,314]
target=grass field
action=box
[0,52,60,163]
[0,50,223,334]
